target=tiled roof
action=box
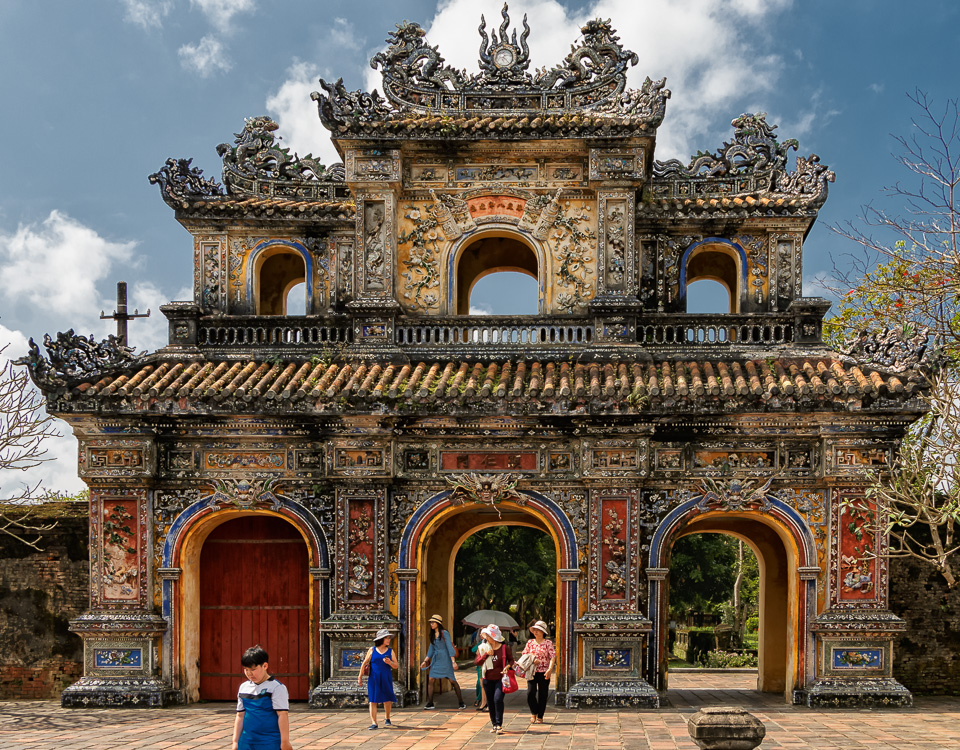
[326,112,657,139]
[173,195,355,221]
[63,356,924,415]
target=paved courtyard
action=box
[4,673,960,750]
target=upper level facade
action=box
[148,6,835,360]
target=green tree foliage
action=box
[670,534,759,644]
[453,525,556,635]
[825,91,960,587]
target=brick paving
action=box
[3,673,960,750]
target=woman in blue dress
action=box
[358,629,399,729]
[418,614,465,709]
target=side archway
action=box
[647,490,818,703]
[398,490,579,696]
[245,240,317,315]
[161,493,330,702]
[679,237,748,313]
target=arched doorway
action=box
[398,490,579,698]
[669,522,790,693]
[162,497,328,704]
[451,232,541,314]
[198,516,310,699]
[648,495,818,704]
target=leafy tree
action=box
[825,91,960,587]
[453,525,556,635]
[0,345,62,548]
[669,534,759,644]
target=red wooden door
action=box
[199,516,310,700]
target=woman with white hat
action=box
[474,623,515,733]
[418,614,465,709]
[521,620,555,724]
[358,629,399,730]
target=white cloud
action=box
[265,60,340,167]
[191,0,255,33]
[0,214,189,498]
[121,0,173,29]
[324,17,360,51]
[469,304,493,315]
[0,211,137,321]
[869,83,885,94]
[179,35,232,76]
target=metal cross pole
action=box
[100,281,150,347]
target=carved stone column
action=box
[62,429,179,707]
[566,487,658,708]
[805,487,912,707]
[310,484,403,707]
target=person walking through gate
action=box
[521,620,555,724]
[418,614,466,709]
[232,645,292,750]
[358,629,399,730]
[475,624,514,734]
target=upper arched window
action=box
[454,234,540,315]
[683,242,743,313]
[255,247,306,315]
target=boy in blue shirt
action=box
[232,645,292,750]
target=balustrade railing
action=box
[198,318,353,347]
[193,313,802,349]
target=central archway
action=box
[398,490,578,699]
[449,229,544,315]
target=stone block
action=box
[687,707,765,750]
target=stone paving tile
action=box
[3,675,960,750]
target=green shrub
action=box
[699,650,758,669]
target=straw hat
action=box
[374,628,392,641]
[428,614,443,625]
[481,624,505,642]
[530,620,550,637]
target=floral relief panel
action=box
[831,488,884,607]
[92,489,148,607]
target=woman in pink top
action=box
[521,620,555,723]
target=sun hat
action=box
[428,614,443,625]
[483,624,505,642]
[374,628,392,641]
[531,620,550,637]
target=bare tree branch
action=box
[0,343,65,549]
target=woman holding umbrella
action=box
[475,624,514,734]
[418,614,465,709]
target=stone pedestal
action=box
[310,615,405,708]
[687,707,765,750]
[805,609,913,708]
[565,612,659,708]
[62,612,180,708]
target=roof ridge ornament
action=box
[477,4,531,85]
[150,116,348,205]
[317,3,666,132]
[650,113,835,209]
[16,330,141,388]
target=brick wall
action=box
[0,502,88,699]
[890,556,960,694]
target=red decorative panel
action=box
[199,516,309,700]
[336,488,386,610]
[440,451,538,472]
[90,488,148,608]
[831,489,884,607]
[588,489,638,610]
[466,196,526,219]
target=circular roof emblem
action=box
[493,46,516,69]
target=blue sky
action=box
[1,0,958,492]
